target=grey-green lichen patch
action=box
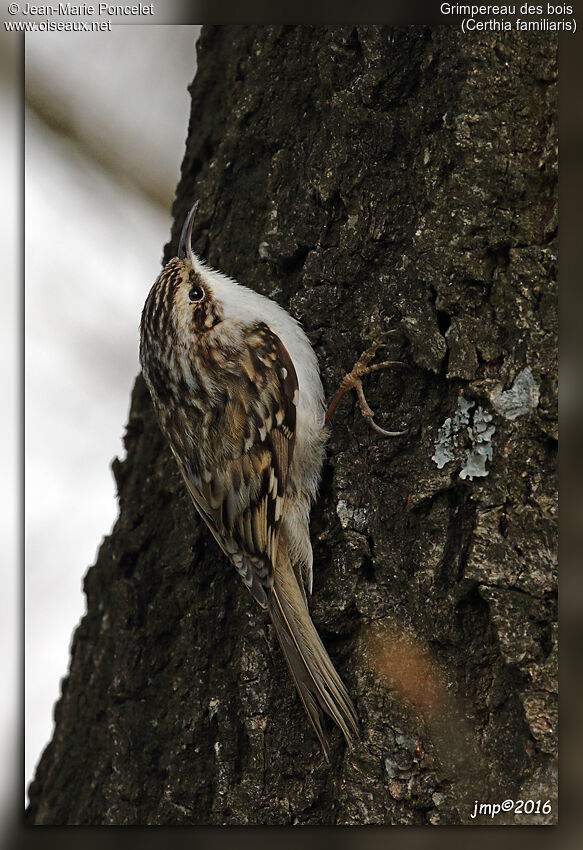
[431,395,473,468]
[489,367,539,420]
[432,396,495,480]
[460,407,495,480]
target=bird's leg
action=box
[325,340,407,437]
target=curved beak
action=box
[177,201,199,263]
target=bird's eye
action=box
[188,285,204,303]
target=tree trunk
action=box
[27,25,557,826]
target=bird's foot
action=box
[325,338,407,437]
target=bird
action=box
[140,202,403,758]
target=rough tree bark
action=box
[27,25,557,825]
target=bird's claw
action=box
[325,338,407,436]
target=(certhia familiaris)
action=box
[140,203,401,757]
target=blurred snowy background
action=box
[23,25,200,803]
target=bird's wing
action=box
[184,322,298,608]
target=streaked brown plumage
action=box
[140,203,358,757]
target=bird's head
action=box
[141,203,224,351]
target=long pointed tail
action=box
[268,550,358,759]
